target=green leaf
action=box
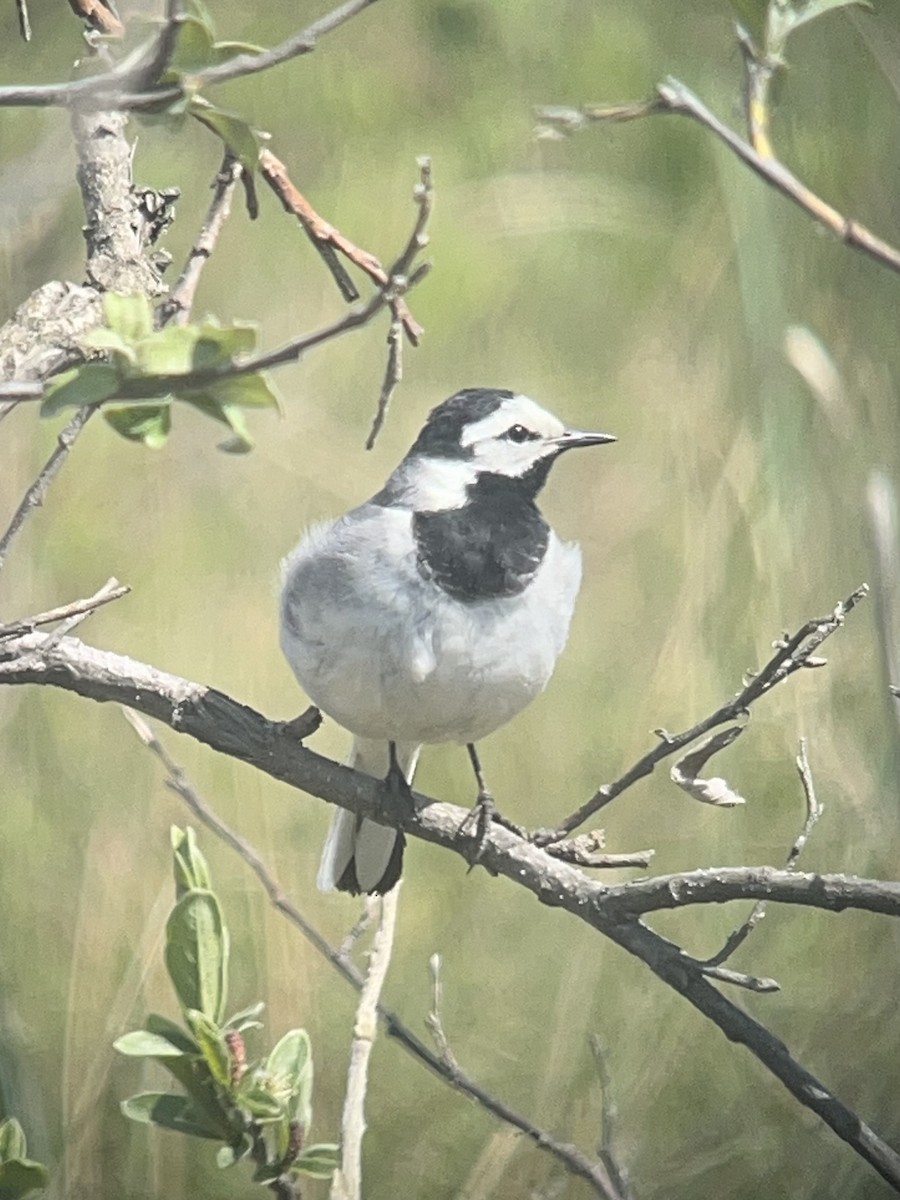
[104,293,154,342]
[168,15,217,73]
[189,97,260,175]
[165,888,229,1023]
[113,1029,189,1057]
[134,326,201,376]
[216,1145,236,1169]
[210,40,266,65]
[104,404,172,449]
[170,826,212,896]
[185,1009,230,1089]
[292,1143,340,1180]
[121,1093,222,1140]
[199,373,281,410]
[0,1121,26,1165]
[0,1158,50,1199]
[266,1029,313,1131]
[194,318,257,361]
[235,1079,285,1123]
[80,327,137,362]
[145,1013,200,1053]
[41,365,121,416]
[224,1001,265,1031]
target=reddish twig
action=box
[259,149,423,344]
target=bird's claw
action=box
[458,790,524,872]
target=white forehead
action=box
[459,394,566,447]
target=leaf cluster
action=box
[114,828,337,1189]
[41,295,280,452]
[0,1120,48,1200]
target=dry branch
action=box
[1,602,899,1190]
[536,79,900,278]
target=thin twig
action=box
[0,578,129,640]
[68,0,124,37]
[158,153,241,327]
[425,953,460,1072]
[330,887,400,1200]
[737,25,777,159]
[365,317,402,450]
[0,0,380,110]
[258,150,360,304]
[535,79,900,278]
[16,0,31,41]
[364,156,432,447]
[258,148,423,342]
[118,708,621,1198]
[535,587,868,841]
[590,1037,634,1200]
[698,737,824,972]
[0,407,95,575]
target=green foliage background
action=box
[2,1,900,1197]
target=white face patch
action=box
[460,394,566,478]
[392,456,478,511]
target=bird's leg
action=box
[381,740,416,820]
[457,744,525,861]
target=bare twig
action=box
[535,80,900,278]
[68,0,124,38]
[330,888,400,1200]
[119,708,620,1198]
[0,0,380,111]
[0,407,95,575]
[535,586,868,842]
[544,831,655,870]
[259,149,424,342]
[158,154,241,327]
[698,737,824,973]
[364,156,432,447]
[425,953,460,1072]
[0,578,129,640]
[0,382,44,401]
[16,0,31,41]
[365,317,403,450]
[590,1037,634,1200]
[737,25,777,159]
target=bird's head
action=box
[392,388,615,511]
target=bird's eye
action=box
[505,424,535,443]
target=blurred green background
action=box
[2,0,900,1197]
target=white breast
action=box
[280,504,582,745]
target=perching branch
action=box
[2,590,900,1191]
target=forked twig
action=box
[536,587,867,842]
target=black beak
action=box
[554,429,617,452]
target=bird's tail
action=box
[316,737,421,894]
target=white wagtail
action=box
[280,387,615,893]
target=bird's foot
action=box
[457,790,525,870]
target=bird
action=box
[280,387,615,894]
